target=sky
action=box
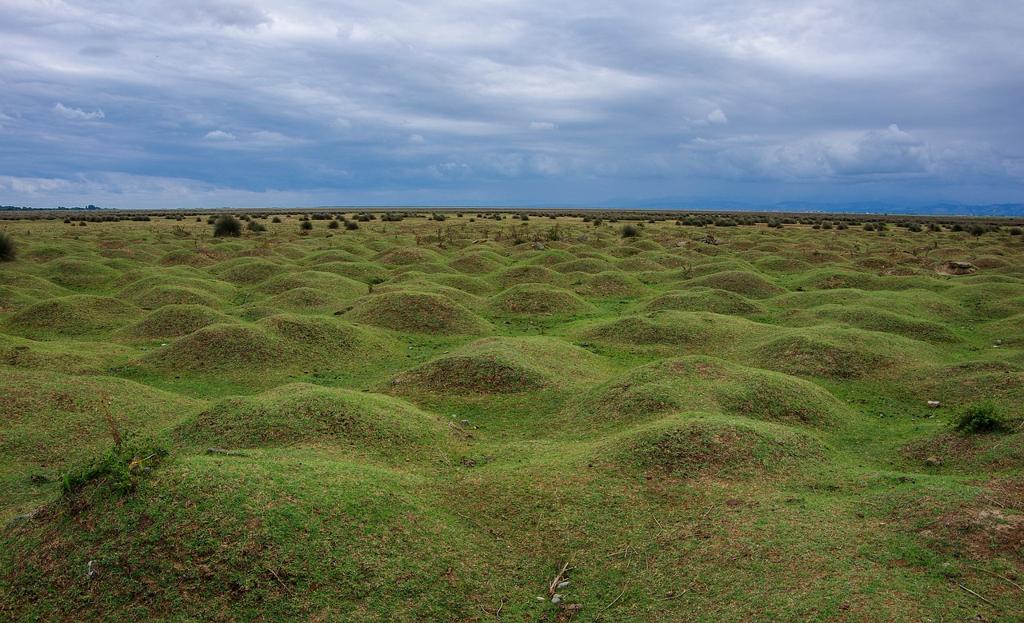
[1,0,1022,209]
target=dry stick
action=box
[957,583,1000,610]
[966,566,1024,594]
[548,561,570,597]
[495,596,505,621]
[595,584,628,620]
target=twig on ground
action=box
[549,561,571,597]
[595,584,628,620]
[957,583,1000,609]
[966,566,1024,594]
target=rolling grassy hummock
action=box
[0,211,1022,622]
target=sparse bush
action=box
[1010,226,1022,235]
[0,231,16,261]
[431,213,447,222]
[247,220,266,233]
[969,224,986,237]
[907,223,922,232]
[300,220,313,231]
[621,224,639,238]
[272,216,282,223]
[61,438,168,496]
[328,219,340,229]
[213,215,241,237]
[953,402,1007,434]
[344,220,359,230]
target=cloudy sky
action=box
[1,0,1022,209]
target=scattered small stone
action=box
[460,419,471,426]
[551,594,562,605]
[925,456,943,467]
[927,400,941,408]
[557,580,570,589]
[532,242,546,250]
[86,560,98,579]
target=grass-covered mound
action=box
[375,247,444,266]
[158,248,217,267]
[489,284,594,315]
[345,291,491,334]
[577,356,847,426]
[4,295,139,337]
[945,282,1024,319]
[747,327,921,379]
[314,260,391,284]
[139,315,392,375]
[128,284,224,309]
[41,258,121,290]
[575,311,768,351]
[176,383,451,455]
[980,313,1024,346]
[448,250,507,274]
[552,257,614,274]
[1,452,486,622]
[492,264,566,288]
[373,280,483,308]
[255,270,367,299]
[682,270,785,298]
[807,304,960,343]
[605,414,825,478]
[0,368,201,518]
[574,271,649,298]
[262,287,351,313]
[895,360,1024,407]
[390,336,609,394]
[638,287,764,316]
[119,304,238,339]
[209,257,287,285]
[0,272,70,301]
[0,334,137,375]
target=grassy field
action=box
[0,211,1022,622]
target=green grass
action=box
[1,213,1022,621]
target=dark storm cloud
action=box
[0,0,1021,207]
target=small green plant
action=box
[300,220,313,231]
[620,224,639,238]
[0,231,16,261]
[61,438,168,496]
[213,215,242,237]
[328,219,340,229]
[953,401,1006,434]
[247,220,267,232]
[345,220,359,230]
[272,216,282,223]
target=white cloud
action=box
[529,121,557,130]
[53,103,104,121]
[707,109,728,124]
[408,133,426,144]
[203,129,236,140]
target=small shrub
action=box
[61,438,168,496]
[272,216,282,223]
[953,401,1006,434]
[620,224,639,238]
[344,220,359,230]
[328,219,340,229]
[213,215,241,237]
[969,224,985,237]
[0,231,16,261]
[1009,227,1022,236]
[247,220,266,233]
[431,213,447,222]
[300,220,313,231]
